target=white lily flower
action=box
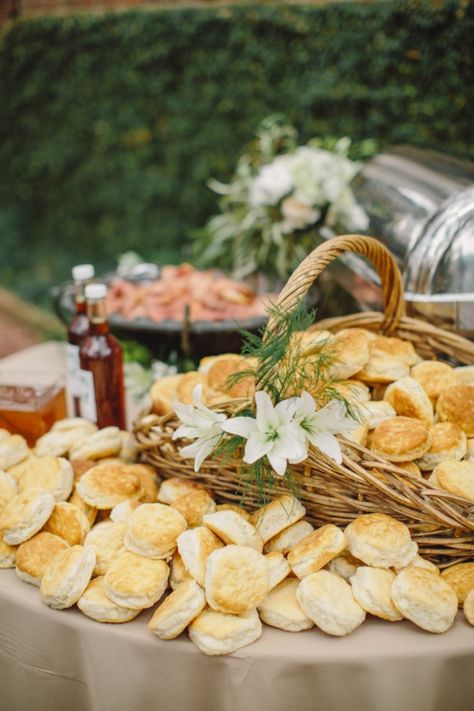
[292,391,358,465]
[221,390,308,477]
[173,384,227,472]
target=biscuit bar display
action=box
[1,415,472,658]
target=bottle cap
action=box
[72,264,95,281]
[85,283,107,300]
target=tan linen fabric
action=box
[0,570,473,711]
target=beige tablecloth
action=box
[0,571,473,711]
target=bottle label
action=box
[79,369,97,422]
[66,344,81,396]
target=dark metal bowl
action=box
[51,275,269,361]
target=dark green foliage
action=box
[0,1,472,304]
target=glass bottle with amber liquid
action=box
[67,264,95,416]
[79,283,126,429]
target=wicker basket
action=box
[135,236,474,566]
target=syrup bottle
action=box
[67,264,95,416]
[79,283,126,429]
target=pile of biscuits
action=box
[151,329,474,504]
[2,429,473,656]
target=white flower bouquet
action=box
[195,116,371,280]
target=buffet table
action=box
[1,569,473,711]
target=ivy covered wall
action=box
[0,0,472,302]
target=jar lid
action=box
[72,264,95,281]
[85,283,107,300]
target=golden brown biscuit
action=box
[207,356,255,399]
[51,417,98,435]
[394,555,439,575]
[205,545,269,615]
[326,551,363,580]
[42,501,91,546]
[441,563,474,605]
[258,578,314,632]
[370,335,419,366]
[19,456,74,502]
[264,520,314,555]
[177,526,223,586]
[69,427,122,461]
[0,538,16,568]
[118,431,138,462]
[297,570,366,636]
[151,374,184,415]
[359,401,396,430]
[15,531,69,586]
[391,567,458,633]
[411,360,458,404]
[454,366,474,386]
[188,608,262,656]
[109,499,141,523]
[77,576,141,623]
[35,419,97,457]
[125,503,187,559]
[288,330,332,358]
[343,424,368,447]
[40,545,96,609]
[215,503,251,521]
[68,488,98,526]
[157,477,208,505]
[434,460,474,502]
[126,464,159,504]
[368,417,431,462]
[169,551,193,590]
[463,588,474,625]
[325,329,371,380]
[7,455,38,483]
[335,380,371,405]
[0,470,18,512]
[265,551,291,590]
[356,352,409,384]
[417,422,467,471]
[345,513,417,568]
[397,461,422,478]
[76,462,143,509]
[104,550,169,609]
[384,376,434,426]
[176,372,208,404]
[0,490,55,545]
[436,385,474,436]
[148,579,206,640]
[171,490,216,527]
[250,494,306,544]
[203,510,263,550]
[84,520,127,575]
[288,525,346,579]
[0,435,29,470]
[350,566,402,621]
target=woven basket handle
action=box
[269,234,406,334]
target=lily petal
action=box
[255,391,279,431]
[309,431,342,464]
[267,450,288,477]
[244,431,273,464]
[221,416,256,439]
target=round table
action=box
[0,570,473,711]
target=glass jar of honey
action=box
[0,371,67,446]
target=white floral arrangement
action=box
[173,385,357,477]
[195,116,372,280]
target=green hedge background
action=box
[0,0,472,304]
